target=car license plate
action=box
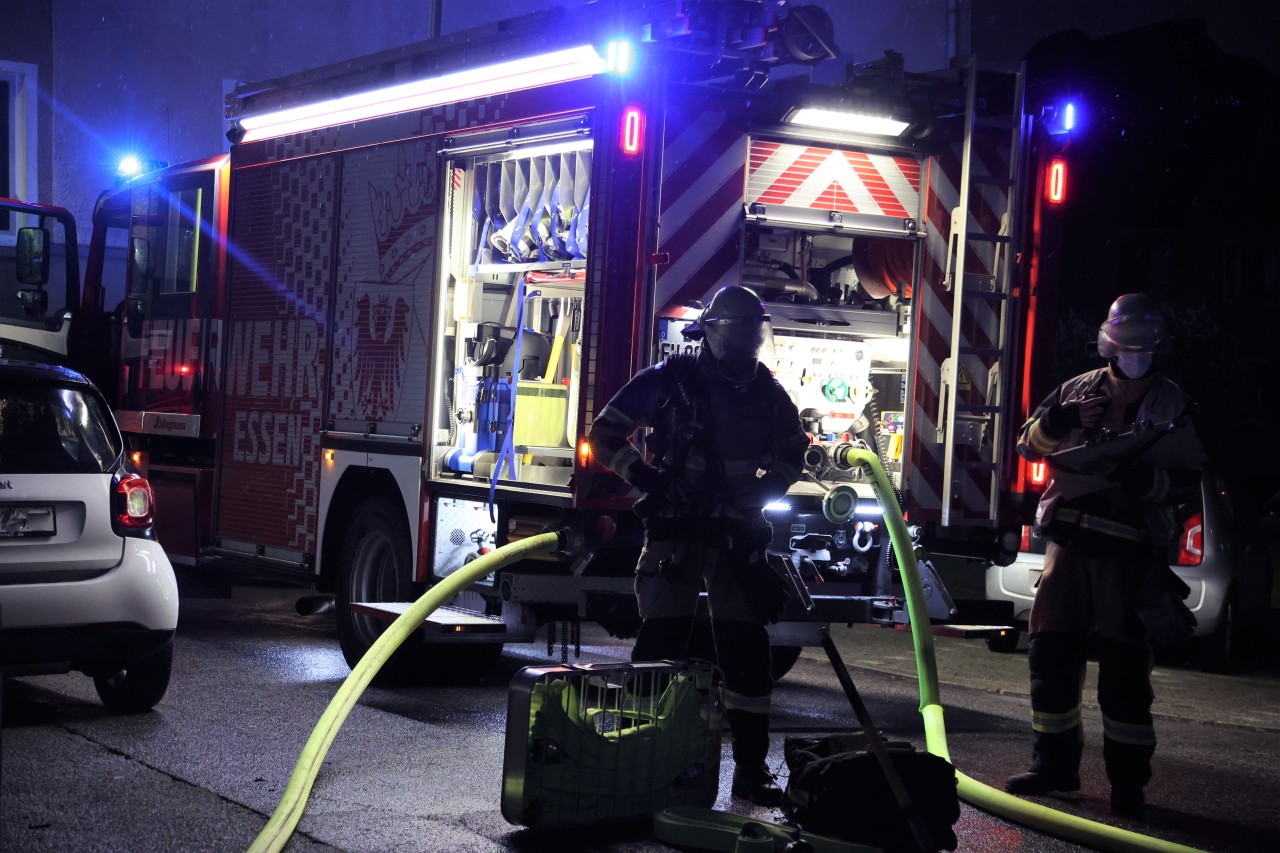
[0,505,56,538]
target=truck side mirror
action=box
[16,226,51,285]
[125,297,145,338]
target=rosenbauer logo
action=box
[369,141,437,282]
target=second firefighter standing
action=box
[587,285,807,806]
[1006,293,1205,818]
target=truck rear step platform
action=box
[350,602,506,634]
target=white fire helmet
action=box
[1096,293,1167,359]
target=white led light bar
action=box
[787,107,909,137]
[238,45,606,142]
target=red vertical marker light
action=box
[1046,158,1067,204]
[621,107,644,156]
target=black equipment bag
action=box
[782,630,959,852]
[782,732,959,852]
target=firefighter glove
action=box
[629,462,664,495]
[631,463,670,518]
[1047,395,1108,434]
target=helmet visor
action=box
[1098,313,1165,355]
[704,314,773,363]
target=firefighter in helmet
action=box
[1007,293,1205,817]
[587,284,807,806]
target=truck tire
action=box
[336,497,504,683]
[336,497,417,677]
[93,640,173,713]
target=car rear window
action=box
[0,383,121,474]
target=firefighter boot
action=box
[727,708,782,807]
[1006,632,1086,796]
[1099,638,1155,818]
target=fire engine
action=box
[3,0,1072,679]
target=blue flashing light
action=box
[604,38,635,76]
[115,155,168,181]
[1045,99,1082,136]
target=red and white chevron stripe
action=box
[747,141,921,218]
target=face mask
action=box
[1115,352,1153,379]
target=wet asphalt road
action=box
[3,580,1279,852]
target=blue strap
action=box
[488,280,541,518]
[573,188,590,256]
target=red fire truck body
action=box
[53,1,1068,674]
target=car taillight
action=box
[114,473,155,537]
[1175,512,1204,566]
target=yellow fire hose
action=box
[247,530,564,853]
[837,447,1205,853]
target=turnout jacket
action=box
[1017,366,1205,549]
[587,350,807,522]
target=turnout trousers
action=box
[630,533,774,767]
[1027,541,1157,792]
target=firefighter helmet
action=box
[1096,293,1167,358]
[691,285,772,380]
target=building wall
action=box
[0,0,53,218]
[47,0,441,236]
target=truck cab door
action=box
[117,170,217,433]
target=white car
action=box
[986,465,1243,672]
[0,359,178,711]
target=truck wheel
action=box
[93,640,173,713]
[336,498,503,683]
[336,497,416,675]
[770,646,803,681]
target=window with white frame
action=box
[2,60,38,239]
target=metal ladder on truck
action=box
[938,56,1027,527]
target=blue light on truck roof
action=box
[118,156,143,177]
[604,39,635,76]
[1063,102,1076,131]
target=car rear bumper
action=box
[0,538,178,634]
[986,552,1220,639]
